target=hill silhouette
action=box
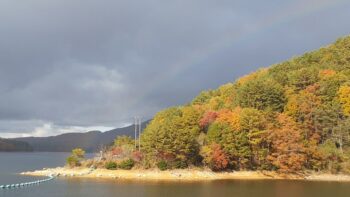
[13,121,149,152]
[0,138,33,152]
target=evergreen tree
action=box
[235,78,286,112]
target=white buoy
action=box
[1,175,54,190]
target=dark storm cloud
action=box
[0,0,349,137]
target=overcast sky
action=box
[1,0,350,138]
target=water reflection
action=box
[1,153,350,197]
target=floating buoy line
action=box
[0,175,55,190]
[0,166,96,190]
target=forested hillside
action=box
[138,36,350,173]
[0,138,33,152]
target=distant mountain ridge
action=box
[0,138,33,152]
[12,121,149,152]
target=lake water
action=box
[1,152,350,197]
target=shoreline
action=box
[20,167,350,182]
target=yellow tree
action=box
[239,108,268,168]
[338,85,350,116]
[141,107,200,167]
[215,107,241,131]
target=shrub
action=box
[66,156,80,167]
[72,148,85,158]
[66,148,86,168]
[118,159,135,170]
[105,161,117,170]
[81,159,94,168]
[157,160,168,171]
[173,160,187,169]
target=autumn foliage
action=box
[201,144,229,171]
[338,85,350,116]
[267,114,306,173]
[199,111,218,129]
[134,36,350,173]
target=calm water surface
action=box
[1,152,350,197]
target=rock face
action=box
[0,138,33,152]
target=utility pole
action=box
[134,116,142,151]
[134,117,137,150]
[138,117,142,151]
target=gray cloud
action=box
[0,0,350,137]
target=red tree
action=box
[211,144,229,171]
[132,151,143,162]
[199,111,218,129]
[267,114,306,173]
[111,147,123,157]
[201,143,229,171]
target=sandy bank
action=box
[20,167,350,182]
[21,168,279,181]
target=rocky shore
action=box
[20,167,350,182]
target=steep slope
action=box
[140,36,350,173]
[0,138,33,152]
[14,121,149,152]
